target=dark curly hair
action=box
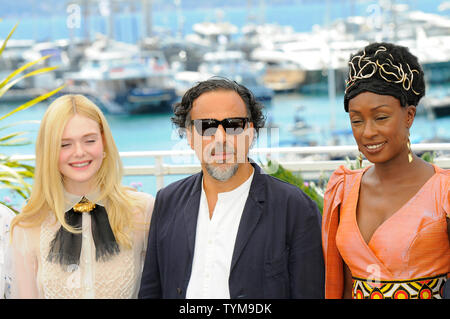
[171,77,266,137]
[344,42,426,112]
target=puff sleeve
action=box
[443,171,449,219]
[322,165,347,299]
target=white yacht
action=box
[64,37,176,114]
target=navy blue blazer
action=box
[444,278,450,299]
[138,162,325,299]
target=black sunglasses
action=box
[191,117,249,136]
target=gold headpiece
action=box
[73,196,96,213]
[345,45,421,96]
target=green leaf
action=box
[0,54,54,89]
[0,137,31,146]
[0,163,25,180]
[0,184,29,199]
[420,151,435,163]
[0,165,35,177]
[14,163,35,173]
[266,160,324,213]
[0,120,40,131]
[0,84,65,121]
[0,22,63,205]
[0,66,59,100]
[17,171,34,178]
[0,22,18,56]
[0,201,19,215]
[0,131,27,142]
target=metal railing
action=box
[10,143,450,190]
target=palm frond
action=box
[0,65,59,99]
[0,162,27,181]
[0,138,30,146]
[0,201,20,215]
[4,162,35,174]
[0,169,32,199]
[0,85,65,122]
[0,54,54,90]
[0,120,40,131]
[0,21,63,206]
[0,22,18,56]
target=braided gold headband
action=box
[345,46,421,96]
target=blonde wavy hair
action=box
[11,94,146,248]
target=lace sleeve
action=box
[10,225,40,298]
[0,206,15,298]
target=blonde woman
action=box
[10,94,154,299]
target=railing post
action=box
[155,155,164,190]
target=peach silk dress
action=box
[322,164,450,299]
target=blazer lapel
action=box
[183,173,203,256]
[230,163,265,272]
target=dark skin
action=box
[342,92,450,298]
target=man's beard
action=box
[204,142,240,181]
[205,162,239,181]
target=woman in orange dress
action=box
[322,42,450,299]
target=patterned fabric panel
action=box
[352,274,447,299]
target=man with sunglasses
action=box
[139,78,324,299]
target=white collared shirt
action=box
[186,170,254,299]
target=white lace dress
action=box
[10,190,154,299]
[0,205,15,298]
